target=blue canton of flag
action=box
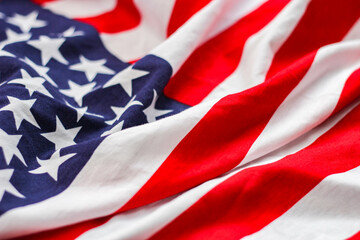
[0,0,188,215]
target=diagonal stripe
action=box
[150,100,360,239]
[76,94,360,240]
[202,0,311,103]
[75,0,140,33]
[265,0,360,80]
[242,167,360,240]
[343,18,360,42]
[347,231,360,240]
[241,40,360,167]
[122,38,360,215]
[167,0,360,106]
[151,0,268,74]
[122,55,314,213]
[163,0,290,106]
[166,0,212,37]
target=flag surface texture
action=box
[0,0,360,239]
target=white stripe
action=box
[77,97,360,240]
[0,100,217,239]
[76,181,218,240]
[100,0,176,62]
[151,0,267,73]
[43,0,266,66]
[202,0,311,103]
[42,0,176,62]
[242,165,360,240]
[240,39,360,167]
[42,0,117,18]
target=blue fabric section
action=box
[0,0,189,214]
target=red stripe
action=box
[348,231,360,240]
[14,218,109,240]
[150,98,360,240]
[167,0,212,36]
[163,0,290,106]
[265,0,360,80]
[74,0,141,34]
[32,0,141,34]
[333,69,360,113]
[32,0,55,4]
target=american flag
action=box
[0,0,359,239]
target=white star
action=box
[101,120,124,137]
[143,89,172,123]
[0,169,25,202]
[29,150,76,181]
[69,55,115,82]
[65,100,103,122]
[41,116,82,150]
[0,96,40,130]
[61,26,84,38]
[105,95,143,125]
[0,28,31,50]
[103,66,149,96]
[0,29,30,57]
[8,69,52,98]
[7,11,46,33]
[60,80,96,107]
[21,57,57,86]
[0,12,5,19]
[0,128,25,166]
[27,35,68,65]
